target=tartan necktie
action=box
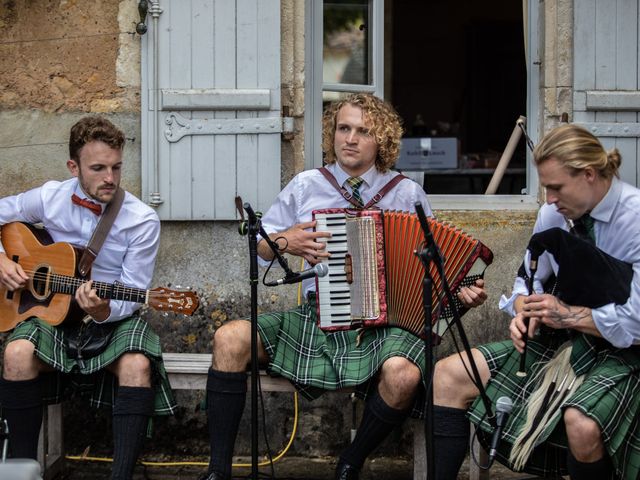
[570,213,595,244]
[71,193,102,216]
[346,177,364,207]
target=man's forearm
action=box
[257,234,287,261]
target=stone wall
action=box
[0,0,545,464]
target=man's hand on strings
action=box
[75,280,111,322]
[0,253,29,291]
[271,221,332,265]
[457,279,487,308]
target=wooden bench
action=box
[162,353,431,479]
[39,353,488,480]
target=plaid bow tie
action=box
[71,194,102,216]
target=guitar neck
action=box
[49,274,148,304]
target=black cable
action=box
[469,415,492,471]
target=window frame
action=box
[304,0,541,211]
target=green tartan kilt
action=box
[7,316,177,416]
[256,295,429,418]
[468,330,640,480]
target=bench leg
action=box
[38,404,64,480]
[469,427,490,480]
[412,419,426,479]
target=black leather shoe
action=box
[198,472,227,480]
[335,461,360,480]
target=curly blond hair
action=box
[321,93,404,172]
[533,123,621,179]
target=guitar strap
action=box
[77,187,125,278]
[317,167,407,209]
[64,188,125,362]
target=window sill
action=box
[429,194,540,211]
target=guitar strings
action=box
[16,268,191,300]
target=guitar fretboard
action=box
[45,273,148,304]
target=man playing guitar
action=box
[0,116,177,480]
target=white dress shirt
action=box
[0,178,160,323]
[500,177,640,348]
[260,162,433,296]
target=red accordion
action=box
[313,209,494,341]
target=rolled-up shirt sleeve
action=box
[102,212,160,323]
[0,187,47,253]
[591,261,640,348]
[256,177,300,267]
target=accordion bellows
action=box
[313,209,494,341]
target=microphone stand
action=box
[413,203,438,480]
[414,203,497,478]
[240,201,298,479]
[242,202,261,480]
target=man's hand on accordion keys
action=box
[456,278,488,308]
[263,221,332,265]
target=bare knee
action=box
[434,349,489,408]
[3,340,39,380]
[111,353,151,387]
[378,357,421,409]
[212,320,252,371]
[564,407,605,461]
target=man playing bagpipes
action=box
[433,123,640,480]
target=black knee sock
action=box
[206,368,247,479]
[0,377,43,460]
[339,390,409,470]
[111,386,155,480]
[434,405,469,480]
[567,450,613,480]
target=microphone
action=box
[488,396,513,466]
[265,263,329,286]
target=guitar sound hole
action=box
[32,266,50,297]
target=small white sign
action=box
[396,137,458,170]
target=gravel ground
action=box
[54,455,549,479]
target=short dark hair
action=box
[69,116,125,161]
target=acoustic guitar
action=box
[0,222,199,332]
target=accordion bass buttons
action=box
[344,253,353,284]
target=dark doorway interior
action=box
[390,0,527,194]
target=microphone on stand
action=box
[265,263,329,286]
[488,396,513,467]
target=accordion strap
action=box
[317,167,407,209]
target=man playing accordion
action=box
[433,124,640,480]
[198,93,486,480]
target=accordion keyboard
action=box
[314,212,352,328]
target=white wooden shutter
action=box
[573,0,639,186]
[141,0,284,220]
